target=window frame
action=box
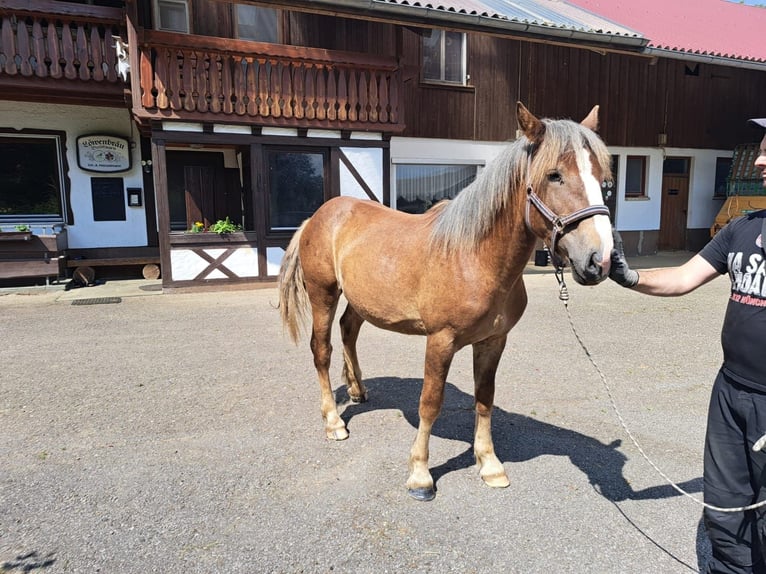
[714,156,733,200]
[234,4,281,43]
[421,28,468,86]
[154,0,190,34]
[624,155,648,199]
[0,129,71,225]
[265,146,331,236]
[393,160,481,214]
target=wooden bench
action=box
[67,256,161,282]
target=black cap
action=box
[749,118,766,129]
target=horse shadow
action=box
[336,376,702,503]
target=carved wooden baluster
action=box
[46,21,61,78]
[196,51,209,113]
[281,63,293,118]
[140,46,155,107]
[389,69,400,124]
[182,50,194,111]
[61,22,77,79]
[31,19,47,78]
[315,66,326,121]
[154,48,169,109]
[245,57,257,116]
[234,56,246,115]
[90,25,103,81]
[292,62,304,119]
[326,68,337,121]
[1,16,18,74]
[358,70,369,122]
[305,64,317,120]
[76,23,89,80]
[337,68,348,121]
[104,29,116,82]
[347,69,358,122]
[209,53,221,113]
[168,49,182,110]
[270,60,282,117]
[221,53,233,114]
[16,18,32,76]
[368,70,379,123]
[257,58,269,117]
[379,73,389,123]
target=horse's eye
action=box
[547,172,562,183]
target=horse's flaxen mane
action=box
[429,117,612,254]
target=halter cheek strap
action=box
[524,183,611,270]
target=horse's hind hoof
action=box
[326,428,349,441]
[349,392,368,404]
[408,487,436,502]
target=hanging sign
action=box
[77,134,131,173]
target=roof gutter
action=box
[643,47,766,72]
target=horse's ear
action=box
[517,101,546,143]
[581,105,600,132]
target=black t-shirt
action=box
[699,209,766,390]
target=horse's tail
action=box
[278,220,311,344]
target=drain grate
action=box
[71,297,122,306]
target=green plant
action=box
[188,221,205,233]
[208,217,242,235]
[14,224,31,232]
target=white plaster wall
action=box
[0,101,147,248]
[610,147,731,232]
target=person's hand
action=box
[609,230,639,288]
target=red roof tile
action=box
[567,0,766,63]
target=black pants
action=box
[704,371,766,574]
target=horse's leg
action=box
[339,303,368,403]
[307,284,347,441]
[407,331,455,501]
[472,335,510,488]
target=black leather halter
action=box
[524,159,610,270]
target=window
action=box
[625,156,647,198]
[714,157,732,199]
[0,132,67,224]
[155,0,189,33]
[422,29,467,85]
[268,149,327,231]
[395,164,478,214]
[236,5,279,43]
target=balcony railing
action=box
[0,1,123,85]
[130,30,404,133]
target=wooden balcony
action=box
[0,1,125,105]
[129,29,405,133]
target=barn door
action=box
[659,157,690,251]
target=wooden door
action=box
[659,174,689,250]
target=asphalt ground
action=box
[0,251,732,573]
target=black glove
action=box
[609,230,639,288]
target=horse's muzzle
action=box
[571,250,611,285]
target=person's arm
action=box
[609,232,721,296]
[628,254,720,296]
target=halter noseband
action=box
[523,155,610,270]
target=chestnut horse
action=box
[278,102,613,501]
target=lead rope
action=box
[554,270,766,513]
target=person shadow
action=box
[336,376,710,572]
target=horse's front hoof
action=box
[407,487,436,502]
[482,473,510,488]
[326,428,349,441]
[349,391,368,404]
